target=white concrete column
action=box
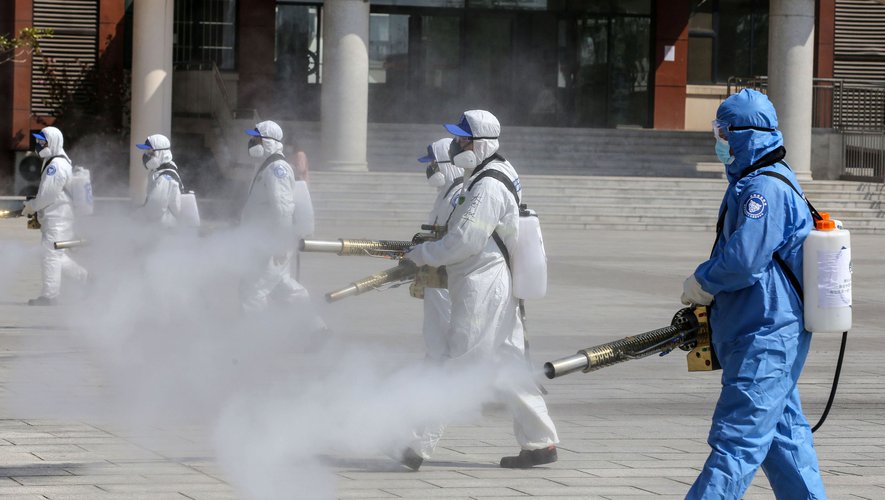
[129,0,174,201]
[321,0,369,171]
[768,0,815,181]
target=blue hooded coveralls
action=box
[686,90,827,499]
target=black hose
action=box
[811,330,848,433]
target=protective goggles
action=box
[32,132,48,151]
[712,119,775,140]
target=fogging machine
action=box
[544,306,719,379]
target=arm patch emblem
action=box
[743,193,768,219]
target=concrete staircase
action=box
[308,172,885,235]
[367,124,721,177]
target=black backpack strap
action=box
[248,153,286,196]
[710,163,814,303]
[773,252,804,303]
[756,168,818,303]
[155,166,184,193]
[443,176,463,199]
[467,169,519,205]
[758,169,823,221]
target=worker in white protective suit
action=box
[417,137,463,360]
[240,120,314,313]
[135,134,182,227]
[400,139,464,467]
[405,110,559,469]
[22,127,88,306]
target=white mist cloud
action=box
[3,212,508,499]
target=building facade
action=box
[0,0,859,194]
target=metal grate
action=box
[30,0,99,116]
[174,0,237,70]
[835,0,885,85]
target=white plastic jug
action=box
[803,217,851,333]
[292,180,315,238]
[69,166,94,216]
[512,208,547,300]
[179,191,201,227]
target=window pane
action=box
[369,13,410,84]
[468,0,548,10]
[422,15,460,90]
[717,0,768,81]
[687,36,713,83]
[371,0,464,6]
[173,0,237,70]
[688,0,713,33]
[275,4,321,84]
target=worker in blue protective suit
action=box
[680,89,827,499]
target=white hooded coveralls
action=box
[139,134,182,228]
[240,120,311,312]
[407,111,559,453]
[27,127,88,299]
[408,138,463,458]
[422,137,463,361]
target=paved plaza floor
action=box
[0,217,883,499]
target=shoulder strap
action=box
[248,153,286,195]
[758,168,822,221]
[711,163,813,303]
[465,162,520,271]
[443,176,464,200]
[467,168,519,206]
[757,167,816,303]
[155,166,184,193]
[41,156,65,174]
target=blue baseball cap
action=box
[444,114,473,137]
[135,138,154,150]
[32,132,47,141]
[417,144,435,163]
[245,128,262,137]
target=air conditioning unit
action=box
[14,151,42,197]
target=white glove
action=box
[21,201,35,217]
[681,274,714,306]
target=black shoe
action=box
[500,446,558,468]
[399,448,424,471]
[27,296,57,306]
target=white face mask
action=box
[249,144,265,158]
[143,152,162,171]
[427,171,445,188]
[453,150,477,173]
[38,147,53,159]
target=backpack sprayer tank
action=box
[803,215,852,333]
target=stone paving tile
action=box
[336,478,440,489]
[579,467,701,478]
[382,486,528,497]
[45,494,190,500]
[335,488,402,498]
[459,468,595,479]
[0,484,105,496]
[510,485,649,496]
[96,482,236,494]
[421,477,566,489]
[10,473,150,485]
[545,476,692,495]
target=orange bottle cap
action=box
[815,219,836,230]
[819,212,830,220]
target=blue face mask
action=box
[715,139,734,165]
